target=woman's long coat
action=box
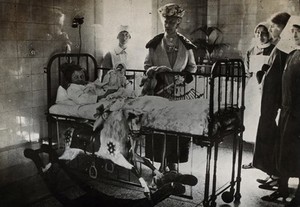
[243,43,275,143]
[144,33,196,94]
[277,50,300,177]
[253,48,288,175]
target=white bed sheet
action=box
[49,96,211,135]
[49,96,239,136]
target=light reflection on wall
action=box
[14,130,40,143]
[15,115,41,143]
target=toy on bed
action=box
[94,63,127,90]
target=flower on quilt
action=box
[107,141,116,155]
[106,141,121,156]
[64,127,74,146]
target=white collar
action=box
[257,42,271,49]
[114,45,127,55]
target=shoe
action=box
[242,162,254,169]
[155,171,198,188]
[259,177,279,191]
[257,175,271,184]
[285,197,300,207]
[173,174,198,186]
[261,190,288,202]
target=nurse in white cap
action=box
[102,25,131,71]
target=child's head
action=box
[71,70,86,84]
[60,63,87,85]
[116,63,124,70]
[115,63,126,74]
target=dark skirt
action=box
[277,109,300,177]
[252,115,280,176]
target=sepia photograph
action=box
[0,0,300,206]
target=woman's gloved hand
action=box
[182,71,193,84]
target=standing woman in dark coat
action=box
[275,22,300,207]
[143,3,196,172]
[242,22,275,169]
[252,12,290,188]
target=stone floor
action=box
[0,140,299,207]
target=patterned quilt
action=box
[50,94,240,136]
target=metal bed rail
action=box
[45,53,98,147]
[45,53,246,207]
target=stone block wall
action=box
[0,0,96,149]
[207,0,300,59]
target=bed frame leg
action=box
[203,145,212,207]
[56,121,60,148]
[221,133,238,204]
[210,142,219,207]
[47,117,54,162]
[203,200,210,207]
[234,133,243,201]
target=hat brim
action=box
[158,3,185,18]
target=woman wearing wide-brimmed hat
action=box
[143,3,196,172]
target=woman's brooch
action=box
[167,45,178,52]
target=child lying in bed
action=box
[59,62,130,105]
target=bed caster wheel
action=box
[222,191,234,203]
[234,192,241,201]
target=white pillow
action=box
[55,86,76,105]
